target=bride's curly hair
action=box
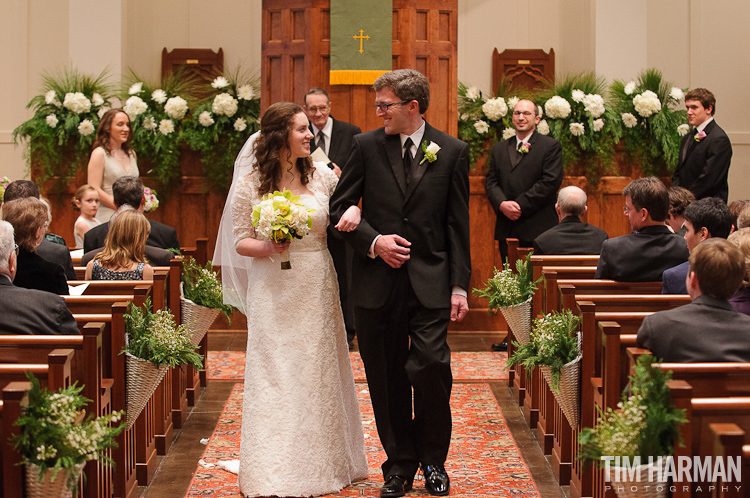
[251,102,314,196]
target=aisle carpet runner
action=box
[186,383,539,497]
[208,351,508,382]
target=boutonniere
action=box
[694,130,707,143]
[420,141,441,164]
[518,142,531,154]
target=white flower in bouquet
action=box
[123,96,147,119]
[571,89,585,103]
[482,97,508,121]
[164,96,188,120]
[633,90,662,118]
[669,87,684,101]
[143,187,159,212]
[151,89,168,104]
[77,119,95,136]
[507,96,520,110]
[502,127,517,141]
[63,92,92,114]
[465,86,480,100]
[98,106,110,119]
[233,117,248,132]
[129,82,143,95]
[237,84,255,100]
[474,120,490,134]
[570,122,585,137]
[158,119,175,135]
[537,119,550,135]
[45,90,60,106]
[621,112,638,128]
[211,76,230,89]
[142,116,157,131]
[592,118,605,132]
[198,111,215,127]
[46,114,58,128]
[624,81,637,95]
[92,93,104,107]
[212,93,239,117]
[583,93,605,118]
[544,96,572,119]
[677,123,690,136]
[251,189,315,243]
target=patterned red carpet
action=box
[208,351,508,382]
[186,383,539,497]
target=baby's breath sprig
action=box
[181,257,235,321]
[472,252,541,311]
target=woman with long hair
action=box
[85,209,154,280]
[87,109,139,222]
[215,102,366,497]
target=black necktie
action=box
[403,138,414,184]
[317,131,326,154]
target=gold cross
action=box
[353,29,370,54]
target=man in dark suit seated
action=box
[666,186,695,238]
[84,176,179,253]
[595,177,689,281]
[671,88,732,202]
[304,87,362,348]
[485,99,564,262]
[637,238,750,362]
[662,197,733,294]
[532,185,608,255]
[0,220,79,335]
[2,180,76,280]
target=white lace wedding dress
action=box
[230,163,368,497]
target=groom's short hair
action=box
[374,69,430,114]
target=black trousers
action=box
[355,270,452,479]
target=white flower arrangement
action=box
[198,111,215,127]
[474,120,490,134]
[537,119,550,135]
[482,97,509,121]
[465,86,481,100]
[45,90,60,106]
[63,92,92,114]
[592,118,605,132]
[142,116,157,131]
[46,114,58,128]
[212,93,239,117]
[123,95,148,120]
[77,119,95,136]
[97,107,110,119]
[211,76,230,89]
[582,93,605,118]
[164,96,188,120]
[544,96,572,119]
[677,123,690,136]
[158,119,175,136]
[91,92,104,106]
[624,81,637,95]
[633,90,662,118]
[621,112,638,128]
[570,122,585,136]
[151,89,167,104]
[502,127,516,140]
[128,82,143,95]
[571,89,585,103]
[669,87,684,102]
[237,84,255,100]
[233,117,247,132]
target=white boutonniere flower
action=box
[420,141,440,164]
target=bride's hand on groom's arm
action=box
[334,205,361,232]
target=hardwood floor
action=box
[140,330,566,498]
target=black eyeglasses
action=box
[13,244,19,257]
[373,100,410,112]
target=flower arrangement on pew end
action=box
[13,372,124,495]
[472,253,542,344]
[12,66,114,184]
[184,69,261,192]
[578,354,687,496]
[181,257,236,344]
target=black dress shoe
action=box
[422,464,450,496]
[491,341,508,352]
[380,474,412,498]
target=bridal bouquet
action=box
[251,189,315,269]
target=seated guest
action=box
[2,198,68,295]
[85,209,154,280]
[738,203,750,230]
[666,186,695,237]
[595,177,688,281]
[533,185,608,255]
[81,242,173,267]
[662,197,733,294]
[0,221,79,335]
[84,176,179,253]
[2,180,76,280]
[728,228,750,315]
[728,199,749,230]
[637,238,750,362]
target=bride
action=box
[214,102,367,497]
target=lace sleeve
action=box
[231,173,259,248]
[313,161,339,197]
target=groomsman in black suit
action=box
[672,88,732,202]
[485,99,564,262]
[331,69,471,497]
[533,186,608,255]
[304,87,362,347]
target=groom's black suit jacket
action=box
[671,119,732,202]
[330,121,471,310]
[485,131,563,243]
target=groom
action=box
[331,69,471,497]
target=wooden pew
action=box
[1,382,31,498]
[709,424,749,498]
[181,237,209,266]
[506,238,533,268]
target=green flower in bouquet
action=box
[124,298,203,370]
[182,257,235,321]
[251,188,315,242]
[578,354,687,470]
[13,372,124,492]
[472,253,542,312]
[507,310,581,391]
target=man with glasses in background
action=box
[484,99,563,351]
[303,87,362,348]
